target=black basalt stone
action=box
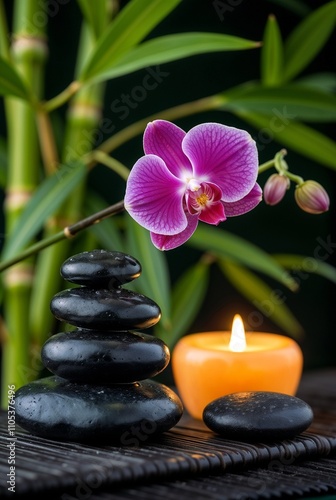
[15,377,183,443]
[61,250,141,288]
[41,330,170,383]
[50,287,161,330]
[203,391,314,441]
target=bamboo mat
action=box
[1,369,336,499]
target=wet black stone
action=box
[203,391,313,441]
[61,250,141,288]
[41,330,170,383]
[15,377,183,443]
[50,287,161,330]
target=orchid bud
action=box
[294,180,330,214]
[263,174,290,206]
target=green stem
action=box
[1,0,47,407]
[43,81,82,112]
[284,171,304,184]
[258,159,276,173]
[87,150,130,181]
[29,20,109,350]
[0,0,9,59]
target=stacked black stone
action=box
[16,250,183,443]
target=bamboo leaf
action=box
[261,15,284,87]
[167,259,210,349]
[77,0,110,39]
[188,225,298,291]
[223,83,336,122]
[126,217,171,330]
[1,162,87,260]
[296,73,336,93]
[0,56,31,99]
[219,259,303,337]
[82,32,261,85]
[283,1,336,82]
[80,0,182,83]
[274,254,336,285]
[85,190,125,252]
[235,110,336,170]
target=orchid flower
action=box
[125,120,262,250]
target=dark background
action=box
[1,0,335,371]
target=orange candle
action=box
[172,315,303,419]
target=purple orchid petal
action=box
[124,154,187,235]
[198,201,226,224]
[150,213,199,250]
[144,120,192,177]
[224,183,263,216]
[182,123,258,202]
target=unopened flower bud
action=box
[263,174,290,206]
[295,180,330,214]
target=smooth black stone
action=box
[50,287,161,330]
[41,330,170,383]
[61,250,141,288]
[203,391,313,441]
[15,377,183,443]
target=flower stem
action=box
[0,200,125,273]
[258,159,275,173]
[283,171,304,185]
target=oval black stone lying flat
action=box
[50,287,161,330]
[61,250,141,288]
[15,377,183,443]
[203,392,313,442]
[41,330,170,383]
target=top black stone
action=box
[61,250,141,288]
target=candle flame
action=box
[229,314,246,352]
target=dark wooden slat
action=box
[0,369,336,498]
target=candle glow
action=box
[172,315,303,419]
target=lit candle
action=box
[172,315,303,419]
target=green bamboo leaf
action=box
[261,15,284,87]
[80,0,182,83]
[0,56,31,99]
[167,259,210,349]
[219,259,303,337]
[283,1,336,82]
[274,254,336,285]
[125,217,171,330]
[223,83,336,122]
[1,162,87,260]
[296,73,336,93]
[85,190,125,252]
[188,225,298,291]
[77,0,110,39]
[235,110,336,170]
[82,32,261,85]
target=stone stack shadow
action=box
[16,250,183,443]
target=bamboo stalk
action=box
[29,21,106,351]
[1,0,47,407]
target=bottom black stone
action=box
[15,377,183,443]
